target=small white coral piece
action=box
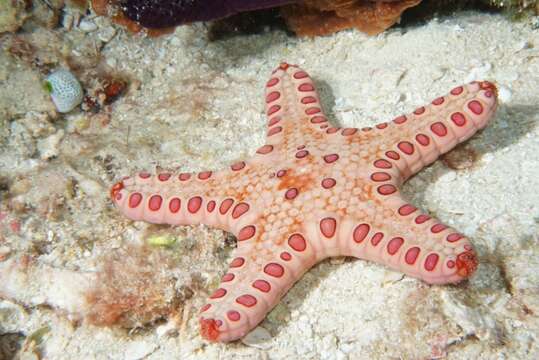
[46,69,83,113]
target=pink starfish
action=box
[110,63,498,342]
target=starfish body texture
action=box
[111,63,498,342]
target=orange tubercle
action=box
[199,318,221,342]
[110,181,124,201]
[279,62,290,70]
[456,251,478,278]
[479,81,498,99]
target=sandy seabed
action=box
[0,8,538,360]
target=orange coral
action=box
[281,0,422,36]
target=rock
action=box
[0,0,29,33]
[37,130,64,160]
[79,18,98,32]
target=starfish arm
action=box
[367,81,498,181]
[262,63,331,153]
[338,191,478,285]
[110,165,265,233]
[199,236,318,342]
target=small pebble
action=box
[498,86,512,103]
[0,246,11,261]
[79,18,98,32]
[241,326,272,349]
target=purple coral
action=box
[120,0,297,28]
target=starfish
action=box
[110,63,498,342]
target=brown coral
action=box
[281,0,422,36]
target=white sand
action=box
[0,9,538,359]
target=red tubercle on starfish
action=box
[374,159,392,169]
[387,237,404,255]
[447,233,463,242]
[210,288,227,299]
[450,86,463,95]
[238,225,256,241]
[219,199,234,215]
[393,115,407,124]
[280,252,292,261]
[267,105,281,116]
[207,200,216,213]
[371,232,384,246]
[222,273,235,282]
[301,96,317,104]
[188,197,202,213]
[432,97,445,105]
[468,100,483,115]
[288,233,307,252]
[232,203,249,219]
[321,178,336,189]
[385,151,400,160]
[198,171,212,180]
[285,188,299,200]
[266,91,281,103]
[306,107,321,115]
[266,78,279,87]
[430,122,448,137]
[148,195,163,211]
[398,204,417,216]
[311,116,327,124]
[179,173,191,181]
[413,107,426,115]
[298,83,314,92]
[405,247,421,265]
[353,224,370,243]
[157,173,171,181]
[268,126,283,136]
[451,112,467,127]
[320,217,337,238]
[236,294,257,307]
[253,279,271,292]
[257,145,274,154]
[295,150,309,158]
[424,253,439,271]
[415,214,431,224]
[341,128,357,136]
[227,310,241,321]
[129,192,142,208]
[371,172,391,182]
[169,198,181,213]
[268,116,281,127]
[431,224,448,233]
[293,70,308,79]
[264,263,284,277]
[230,257,245,268]
[231,161,246,171]
[397,141,414,155]
[416,133,430,146]
[377,184,397,195]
